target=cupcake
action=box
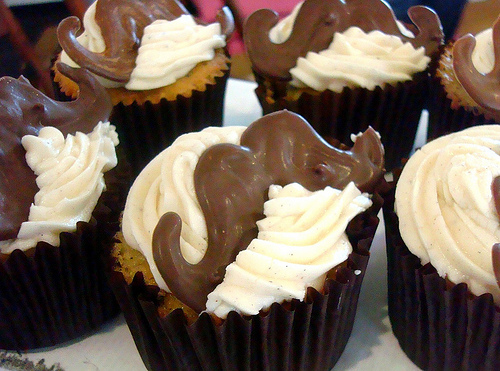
[384,125,500,370]
[54,0,234,175]
[243,0,443,170]
[108,110,385,370]
[428,14,500,140]
[0,63,125,350]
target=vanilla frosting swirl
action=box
[268,1,302,44]
[0,122,118,253]
[471,28,495,75]
[60,2,226,90]
[205,182,371,318]
[395,125,500,303]
[122,126,246,289]
[289,27,429,92]
[126,16,225,90]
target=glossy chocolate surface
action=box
[57,0,234,83]
[0,63,112,241]
[152,110,385,313]
[453,15,500,122]
[244,0,443,79]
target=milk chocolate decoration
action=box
[492,176,500,288]
[57,0,234,83]
[152,110,384,313]
[0,63,112,241]
[244,0,443,80]
[453,15,500,122]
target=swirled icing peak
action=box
[453,15,500,122]
[396,125,500,304]
[151,110,384,313]
[205,182,372,318]
[0,63,112,242]
[0,122,118,253]
[244,0,443,80]
[57,0,234,84]
[289,26,430,92]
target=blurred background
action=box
[1,0,499,91]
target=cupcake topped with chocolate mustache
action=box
[55,0,233,102]
[119,110,385,316]
[0,64,124,350]
[244,0,442,88]
[111,110,385,370]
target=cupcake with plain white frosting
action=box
[54,0,234,174]
[428,14,500,140]
[244,0,443,170]
[0,64,126,350]
[384,125,500,370]
[109,110,386,370]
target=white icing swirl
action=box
[395,125,500,304]
[122,126,246,290]
[0,122,119,254]
[60,2,226,90]
[205,182,372,318]
[126,16,225,90]
[290,27,429,92]
[471,28,495,75]
[268,1,303,43]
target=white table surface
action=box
[2,78,428,371]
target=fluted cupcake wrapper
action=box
[0,216,119,350]
[383,182,500,371]
[254,73,429,171]
[110,71,230,176]
[0,159,129,351]
[427,76,497,141]
[109,195,383,371]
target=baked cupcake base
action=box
[383,180,500,370]
[427,76,497,141]
[108,194,383,371]
[255,73,429,171]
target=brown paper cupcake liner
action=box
[0,217,118,351]
[427,76,497,141]
[110,71,230,176]
[0,159,130,351]
[108,193,383,371]
[383,181,500,371]
[255,73,429,171]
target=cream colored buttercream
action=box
[0,122,118,253]
[206,182,371,318]
[396,125,500,303]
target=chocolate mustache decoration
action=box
[153,110,385,313]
